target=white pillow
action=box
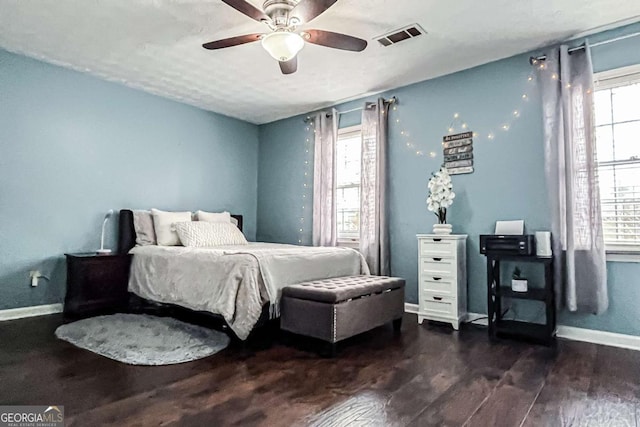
[196,210,230,222]
[174,221,248,247]
[132,210,156,246]
[196,210,239,227]
[151,209,192,246]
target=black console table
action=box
[486,254,556,345]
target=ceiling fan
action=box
[203,0,368,75]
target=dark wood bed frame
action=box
[118,209,273,343]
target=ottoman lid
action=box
[282,275,405,303]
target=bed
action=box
[118,210,369,340]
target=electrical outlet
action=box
[29,270,40,287]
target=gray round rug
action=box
[55,313,230,366]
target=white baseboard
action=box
[557,325,640,352]
[405,306,488,325]
[404,302,419,314]
[0,303,63,321]
[406,306,640,351]
[465,312,489,325]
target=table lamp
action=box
[97,209,114,254]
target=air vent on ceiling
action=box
[375,24,426,47]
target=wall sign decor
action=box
[442,131,474,175]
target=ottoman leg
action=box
[393,318,403,332]
[325,342,337,358]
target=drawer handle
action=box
[433,296,443,301]
[432,238,442,242]
[433,277,442,281]
[432,257,443,262]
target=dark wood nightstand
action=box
[64,253,132,317]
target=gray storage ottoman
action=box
[280,275,405,355]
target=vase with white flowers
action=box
[427,167,456,235]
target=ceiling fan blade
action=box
[290,0,338,23]
[202,33,263,50]
[220,0,270,22]
[304,30,367,52]
[279,57,298,75]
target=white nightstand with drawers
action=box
[416,234,467,330]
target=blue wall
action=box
[0,49,259,310]
[257,23,640,335]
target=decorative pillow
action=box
[196,210,239,227]
[195,210,231,223]
[151,209,192,246]
[174,221,248,248]
[132,210,156,246]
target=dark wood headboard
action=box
[118,209,244,254]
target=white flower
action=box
[426,167,455,213]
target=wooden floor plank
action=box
[521,340,597,426]
[463,346,556,427]
[407,367,505,427]
[406,336,528,427]
[590,345,640,401]
[2,313,640,427]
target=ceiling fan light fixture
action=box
[261,31,305,62]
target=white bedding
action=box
[128,243,369,340]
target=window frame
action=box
[335,124,362,247]
[594,64,640,262]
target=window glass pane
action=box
[336,134,361,186]
[612,121,640,161]
[337,209,360,236]
[613,163,640,190]
[595,73,640,248]
[599,163,640,245]
[612,83,640,123]
[336,129,362,240]
[337,186,360,209]
[594,89,612,126]
[598,166,615,200]
[596,125,614,162]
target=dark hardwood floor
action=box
[1,313,639,426]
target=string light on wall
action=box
[392,54,571,157]
[390,102,431,158]
[443,62,550,141]
[298,121,314,245]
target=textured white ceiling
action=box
[1,0,639,124]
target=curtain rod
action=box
[303,96,397,123]
[530,30,640,64]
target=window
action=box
[594,65,640,253]
[335,126,362,243]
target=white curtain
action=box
[312,109,338,247]
[360,99,390,276]
[538,42,608,314]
